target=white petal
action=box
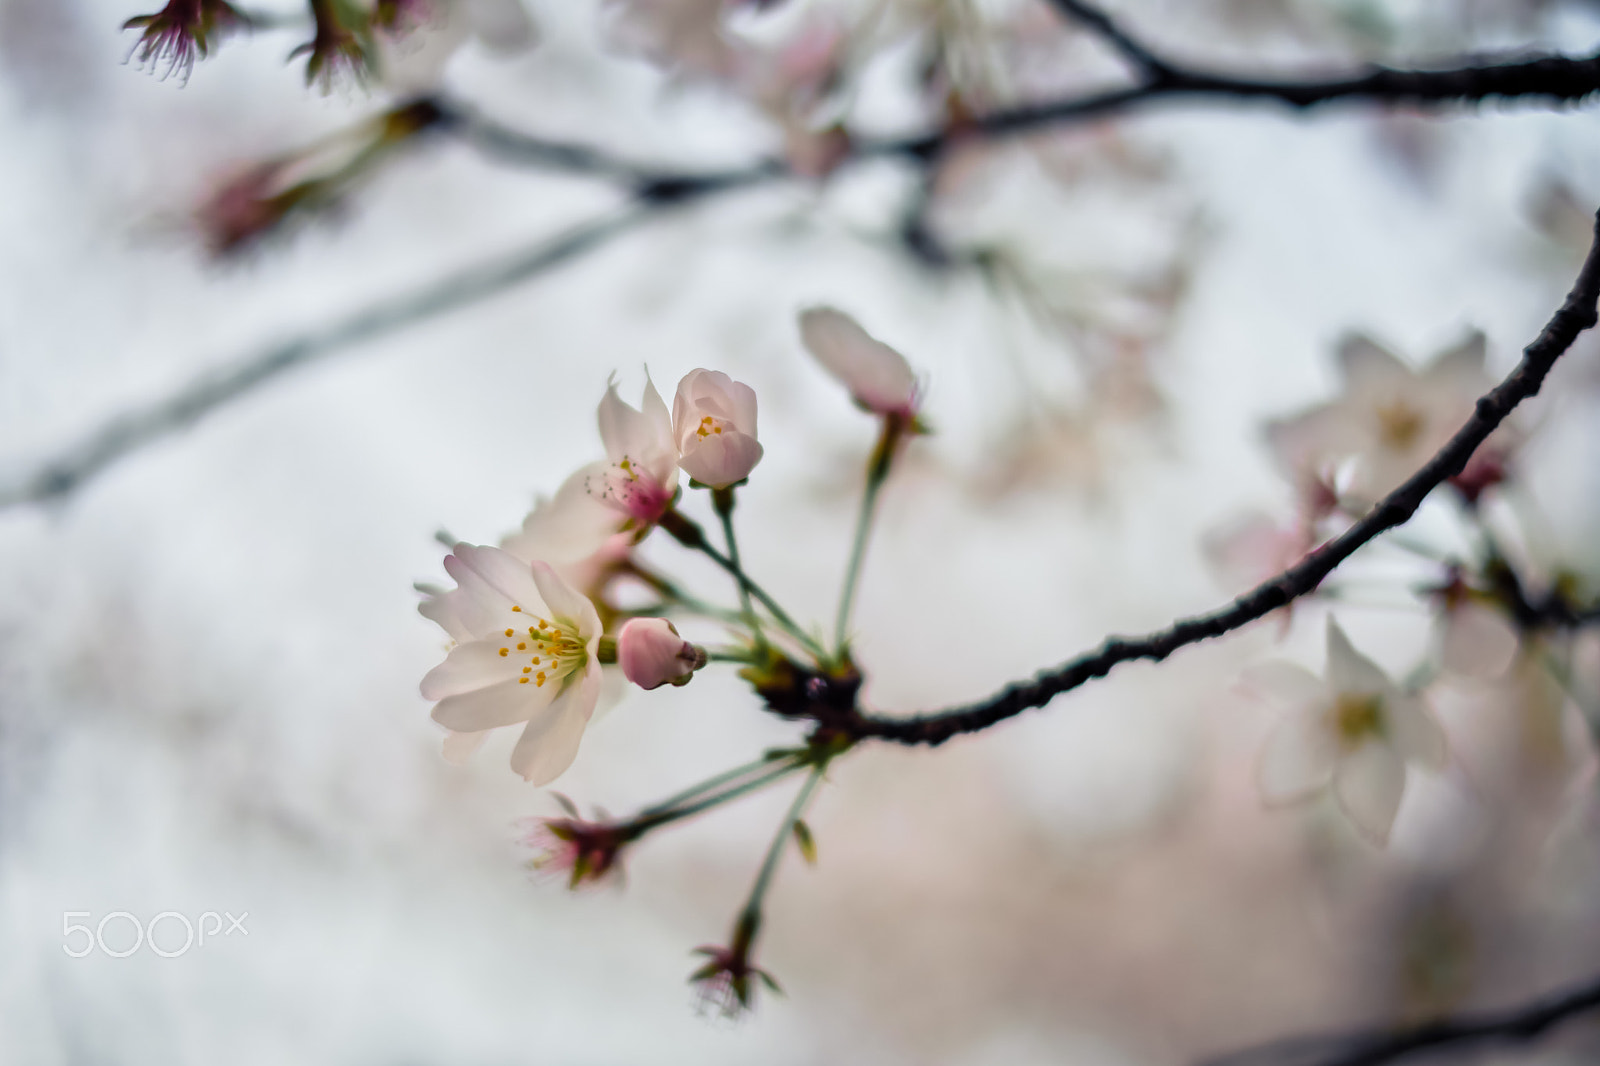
[1439,602,1519,680]
[1258,713,1340,803]
[798,306,917,413]
[421,638,525,700]
[1426,331,1488,390]
[509,663,602,785]
[1337,334,1412,393]
[599,376,676,478]
[1263,404,1360,482]
[1240,661,1328,710]
[1333,741,1407,844]
[1324,617,1393,698]
[447,544,548,622]
[501,462,620,566]
[417,588,473,644]
[441,730,488,765]
[1385,694,1448,771]
[529,562,602,639]
[432,676,554,732]
[679,431,763,489]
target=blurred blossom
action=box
[1265,332,1505,504]
[374,0,538,92]
[1428,569,1520,681]
[419,545,604,785]
[293,0,378,90]
[618,617,704,689]
[672,369,764,488]
[1249,617,1448,843]
[798,306,921,419]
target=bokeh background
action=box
[5,0,1600,1062]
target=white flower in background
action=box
[673,369,764,488]
[618,617,704,689]
[1430,571,1520,681]
[374,0,537,93]
[1265,333,1500,502]
[419,544,603,786]
[798,306,921,419]
[586,375,681,526]
[1250,618,1448,843]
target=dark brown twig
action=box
[836,212,1600,746]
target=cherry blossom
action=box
[1265,332,1502,503]
[672,369,764,489]
[420,544,604,786]
[1250,617,1448,843]
[585,375,681,526]
[519,815,631,888]
[798,306,920,419]
[618,618,705,689]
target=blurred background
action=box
[5,0,1600,1062]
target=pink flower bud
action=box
[672,370,764,489]
[618,618,704,690]
[798,307,919,418]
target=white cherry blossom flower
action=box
[1250,617,1448,844]
[1265,333,1499,503]
[420,543,603,786]
[586,375,681,526]
[798,306,920,419]
[672,369,764,489]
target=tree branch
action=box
[0,209,649,508]
[1045,0,1175,79]
[10,34,1600,510]
[831,211,1600,747]
[1202,969,1600,1066]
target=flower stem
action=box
[713,486,765,649]
[629,757,806,835]
[835,424,900,651]
[734,762,827,942]
[660,508,827,660]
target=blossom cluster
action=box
[1212,332,1595,844]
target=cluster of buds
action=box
[416,307,923,1013]
[123,0,251,80]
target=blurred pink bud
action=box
[618,618,704,690]
[797,307,920,419]
[673,369,764,489]
[123,0,249,79]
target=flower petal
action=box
[598,375,676,485]
[1324,617,1392,697]
[1241,660,1327,711]
[441,729,489,765]
[1426,331,1488,389]
[679,431,763,490]
[501,462,621,566]
[466,0,538,53]
[1385,694,1448,771]
[798,306,917,414]
[1336,334,1412,394]
[421,638,525,700]
[529,561,603,639]
[446,544,548,620]
[1333,741,1407,844]
[509,664,602,785]
[1258,713,1340,804]
[432,675,555,732]
[1439,602,1519,680]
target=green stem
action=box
[714,487,765,649]
[836,467,886,651]
[636,755,796,819]
[662,509,827,660]
[629,758,806,835]
[736,763,827,935]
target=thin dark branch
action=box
[833,212,1600,746]
[10,38,1600,509]
[0,210,649,508]
[1045,0,1175,78]
[1201,969,1600,1066]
